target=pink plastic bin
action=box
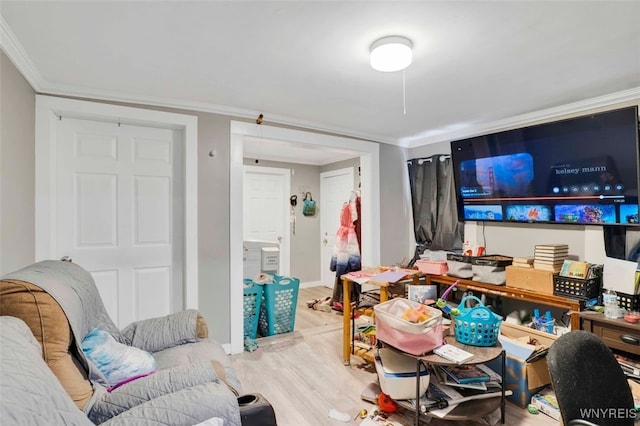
[374,298,443,356]
[415,259,448,275]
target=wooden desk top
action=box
[341,267,422,287]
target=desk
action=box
[580,311,640,356]
[341,268,422,365]
[426,274,583,330]
[386,336,506,425]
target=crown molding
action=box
[0,15,44,91]
[402,87,640,148]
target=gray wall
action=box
[0,51,35,274]
[4,51,639,344]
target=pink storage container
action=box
[415,259,448,275]
[374,298,443,356]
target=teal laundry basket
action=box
[258,275,300,336]
[243,278,264,340]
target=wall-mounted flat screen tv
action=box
[451,106,640,225]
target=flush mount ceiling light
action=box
[369,36,413,72]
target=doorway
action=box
[230,121,381,353]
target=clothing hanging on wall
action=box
[330,197,361,305]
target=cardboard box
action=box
[487,323,558,407]
[505,266,555,295]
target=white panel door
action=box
[320,168,355,287]
[56,117,183,328]
[243,166,290,276]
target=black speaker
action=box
[238,393,277,426]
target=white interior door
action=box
[320,167,355,286]
[55,117,183,328]
[243,165,290,276]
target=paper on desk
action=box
[603,256,638,294]
[369,270,409,284]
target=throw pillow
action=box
[81,328,156,386]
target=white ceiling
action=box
[2,1,640,164]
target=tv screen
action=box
[451,106,640,225]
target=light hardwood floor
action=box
[231,286,557,425]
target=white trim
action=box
[299,280,323,289]
[229,121,380,354]
[34,95,199,310]
[0,16,45,91]
[243,165,291,276]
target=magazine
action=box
[440,364,490,384]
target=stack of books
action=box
[533,244,569,272]
[512,256,534,268]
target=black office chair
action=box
[547,330,636,426]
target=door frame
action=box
[243,165,291,275]
[230,121,380,353]
[34,95,199,310]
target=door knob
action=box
[323,239,328,246]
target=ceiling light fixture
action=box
[369,36,413,72]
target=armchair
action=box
[0,260,243,425]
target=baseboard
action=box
[299,280,324,289]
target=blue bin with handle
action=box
[258,274,300,336]
[243,279,264,339]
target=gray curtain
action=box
[407,155,464,266]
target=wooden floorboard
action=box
[232,286,557,426]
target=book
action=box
[439,364,491,384]
[512,256,534,265]
[433,344,474,364]
[533,262,563,272]
[535,244,569,251]
[560,260,589,279]
[432,365,488,390]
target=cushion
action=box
[0,280,93,409]
[82,328,156,386]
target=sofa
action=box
[0,260,243,425]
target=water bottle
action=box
[603,288,618,319]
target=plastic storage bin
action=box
[453,295,502,347]
[374,298,443,356]
[243,279,264,339]
[553,275,601,300]
[258,275,300,336]
[415,259,448,275]
[471,255,513,285]
[374,347,430,400]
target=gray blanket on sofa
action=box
[2,260,241,425]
